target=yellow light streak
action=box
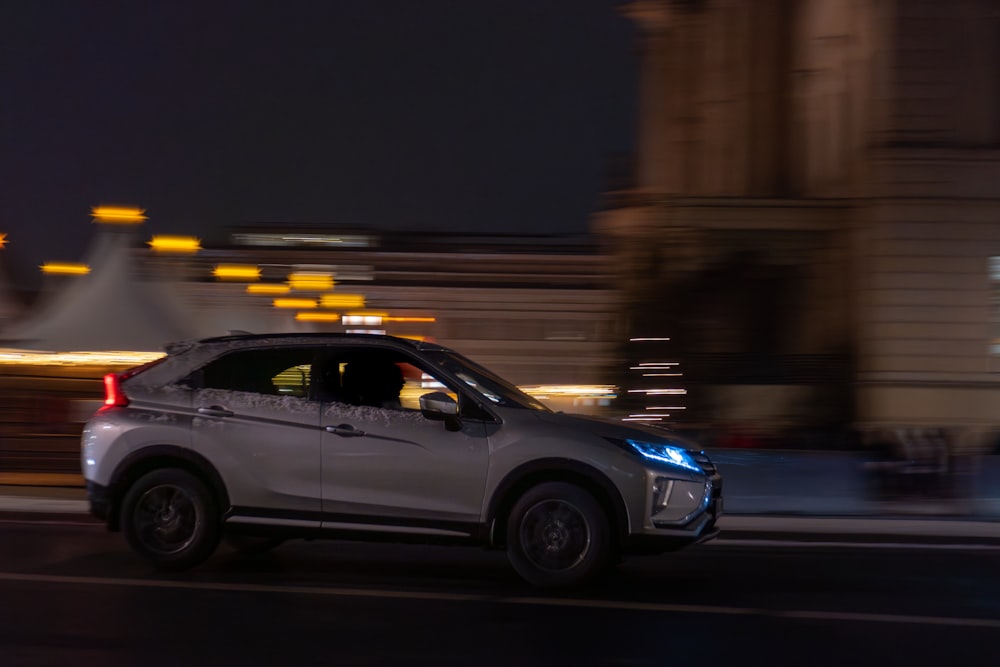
[213,264,261,281]
[274,298,317,309]
[0,349,164,367]
[41,262,90,275]
[319,294,366,309]
[519,385,618,399]
[91,206,147,224]
[295,311,341,321]
[384,316,436,323]
[288,272,334,291]
[0,233,7,249]
[246,283,291,295]
[148,235,201,253]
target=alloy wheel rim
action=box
[135,484,200,554]
[519,499,591,572]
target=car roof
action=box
[165,332,450,356]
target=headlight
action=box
[626,439,702,473]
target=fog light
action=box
[651,476,673,514]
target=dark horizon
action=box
[1,0,637,291]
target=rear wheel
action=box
[120,468,220,571]
[506,482,611,588]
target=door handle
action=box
[325,423,366,437]
[198,406,234,418]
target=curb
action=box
[0,498,89,515]
[717,515,1000,543]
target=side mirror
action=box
[419,391,461,431]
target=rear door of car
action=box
[187,346,323,528]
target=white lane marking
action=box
[709,538,1000,552]
[1,571,999,629]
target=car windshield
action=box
[422,350,552,412]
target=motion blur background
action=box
[2,0,999,512]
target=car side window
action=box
[311,348,457,411]
[193,348,320,397]
[270,364,312,397]
[396,361,457,411]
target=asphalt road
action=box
[2,516,999,667]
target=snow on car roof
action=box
[164,332,449,355]
[201,332,444,348]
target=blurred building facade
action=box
[161,227,620,405]
[596,0,1000,448]
[0,224,620,477]
[0,220,619,398]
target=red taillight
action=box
[103,373,129,407]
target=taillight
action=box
[103,373,129,407]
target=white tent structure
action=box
[0,255,26,327]
[0,226,197,352]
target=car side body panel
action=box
[191,388,323,525]
[319,401,489,533]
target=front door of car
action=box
[318,351,490,535]
[188,347,323,527]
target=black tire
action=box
[505,482,611,588]
[120,468,221,571]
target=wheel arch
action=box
[486,458,629,550]
[106,445,230,531]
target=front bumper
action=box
[622,494,722,554]
[621,460,723,554]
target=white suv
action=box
[82,333,722,587]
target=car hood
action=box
[531,411,702,451]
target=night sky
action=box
[1,0,636,289]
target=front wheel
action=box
[506,482,611,588]
[120,468,221,571]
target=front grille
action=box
[691,451,717,476]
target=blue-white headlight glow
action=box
[626,439,702,473]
